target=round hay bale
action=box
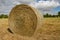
[8,4,43,37]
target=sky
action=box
[0,0,60,15]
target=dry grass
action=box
[36,18,60,40]
[0,18,60,40]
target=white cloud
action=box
[0,0,20,13]
[15,0,34,4]
[0,0,34,13]
[30,0,60,14]
[30,1,60,10]
[13,1,20,5]
[0,0,60,15]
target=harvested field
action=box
[0,18,60,40]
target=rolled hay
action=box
[8,4,43,37]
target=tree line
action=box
[0,14,8,18]
[44,11,60,17]
[0,11,60,18]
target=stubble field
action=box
[0,18,60,40]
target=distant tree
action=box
[43,13,59,17]
[44,13,48,17]
[4,15,8,18]
[44,13,52,17]
[52,15,56,17]
[46,13,49,17]
[0,14,8,18]
[58,11,60,17]
[0,14,4,18]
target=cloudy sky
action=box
[0,0,60,15]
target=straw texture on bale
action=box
[9,4,43,37]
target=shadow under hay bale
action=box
[7,28,13,34]
[8,4,43,39]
